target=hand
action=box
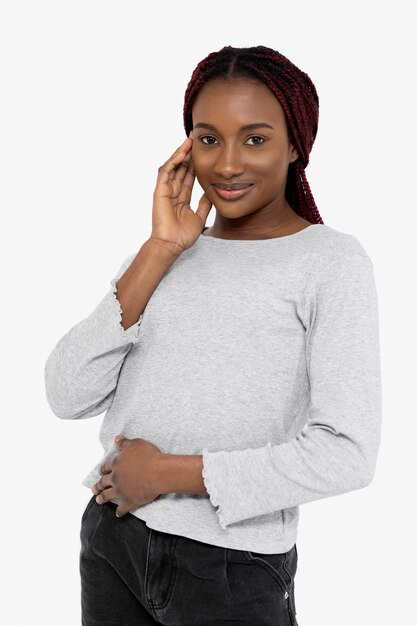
[91,435,162,518]
[150,132,213,254]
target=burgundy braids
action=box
[183,45,324,224]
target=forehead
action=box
[192,78,286,128]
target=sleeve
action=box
[44,251,142,420]
[201,252,382,530]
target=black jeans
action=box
[80,495,299,625]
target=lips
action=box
[213,183,254,201]
[214,183,253,190]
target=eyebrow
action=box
[193,122,275,131]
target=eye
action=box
[200,135,218,145]
[246,136,265,145]
[199,135,265,146]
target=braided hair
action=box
[183,45,324,224]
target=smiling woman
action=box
[191,79,300,218]
[45,44,381,626]
[183,44,322,240]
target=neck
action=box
[204,207,311,240]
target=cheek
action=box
[191,148,212,177]
[253,150,285,170]
[252,153,289,188]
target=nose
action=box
[212,144,245,179]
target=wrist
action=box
[154,453,208,497]
[147,236,184,260]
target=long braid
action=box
[183,45,324,224]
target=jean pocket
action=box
[244,549,290,595]
[244,544,297,591]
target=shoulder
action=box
[303,224,374,278]
[301,227,378,324]
[307,224,372,260]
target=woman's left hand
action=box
[91,435,163,518]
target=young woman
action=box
[45,45,382,625]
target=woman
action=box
[44,45,382,625]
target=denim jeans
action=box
[80,495,299,625]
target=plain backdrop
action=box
[1,1,416,624]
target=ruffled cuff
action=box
[202,442,276,529]
[202,447,228,530]
[109,276,143,342]
[83,279,143,349]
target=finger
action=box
[157,139,193,185]
[167,149,195,198]
[92,474,113,494]
[195,192,213,224]
[115,503,131,518]
[98,460,112,475]
[165,137,192,169]
[114,435,129,448]
[168,135,193,182]
[168,156,189,182]
[168,160,193,186]
[171,151,194,185]
[95,486,117,504]
[181,158,196,191]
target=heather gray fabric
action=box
[44,224,382,553]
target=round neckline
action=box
[198,223,322,244]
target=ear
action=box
[289,144,299,163]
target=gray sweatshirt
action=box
[44,223,382,554]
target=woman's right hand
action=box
[149,134,213,255]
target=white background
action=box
[1,1,416,624]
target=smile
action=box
[213,184,254,201]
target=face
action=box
[191,78,299,224]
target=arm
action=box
[154,454,208,497]
[44,238,181,420]
[196,253,382,529]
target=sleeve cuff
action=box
[109,276,143,342]
[202,447,229,530]
[202,443,277,529]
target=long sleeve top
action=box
[44,223,382,554]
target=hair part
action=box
[183,45,324,224]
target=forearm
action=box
[154,453,208,497]
[115,238,182,330]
